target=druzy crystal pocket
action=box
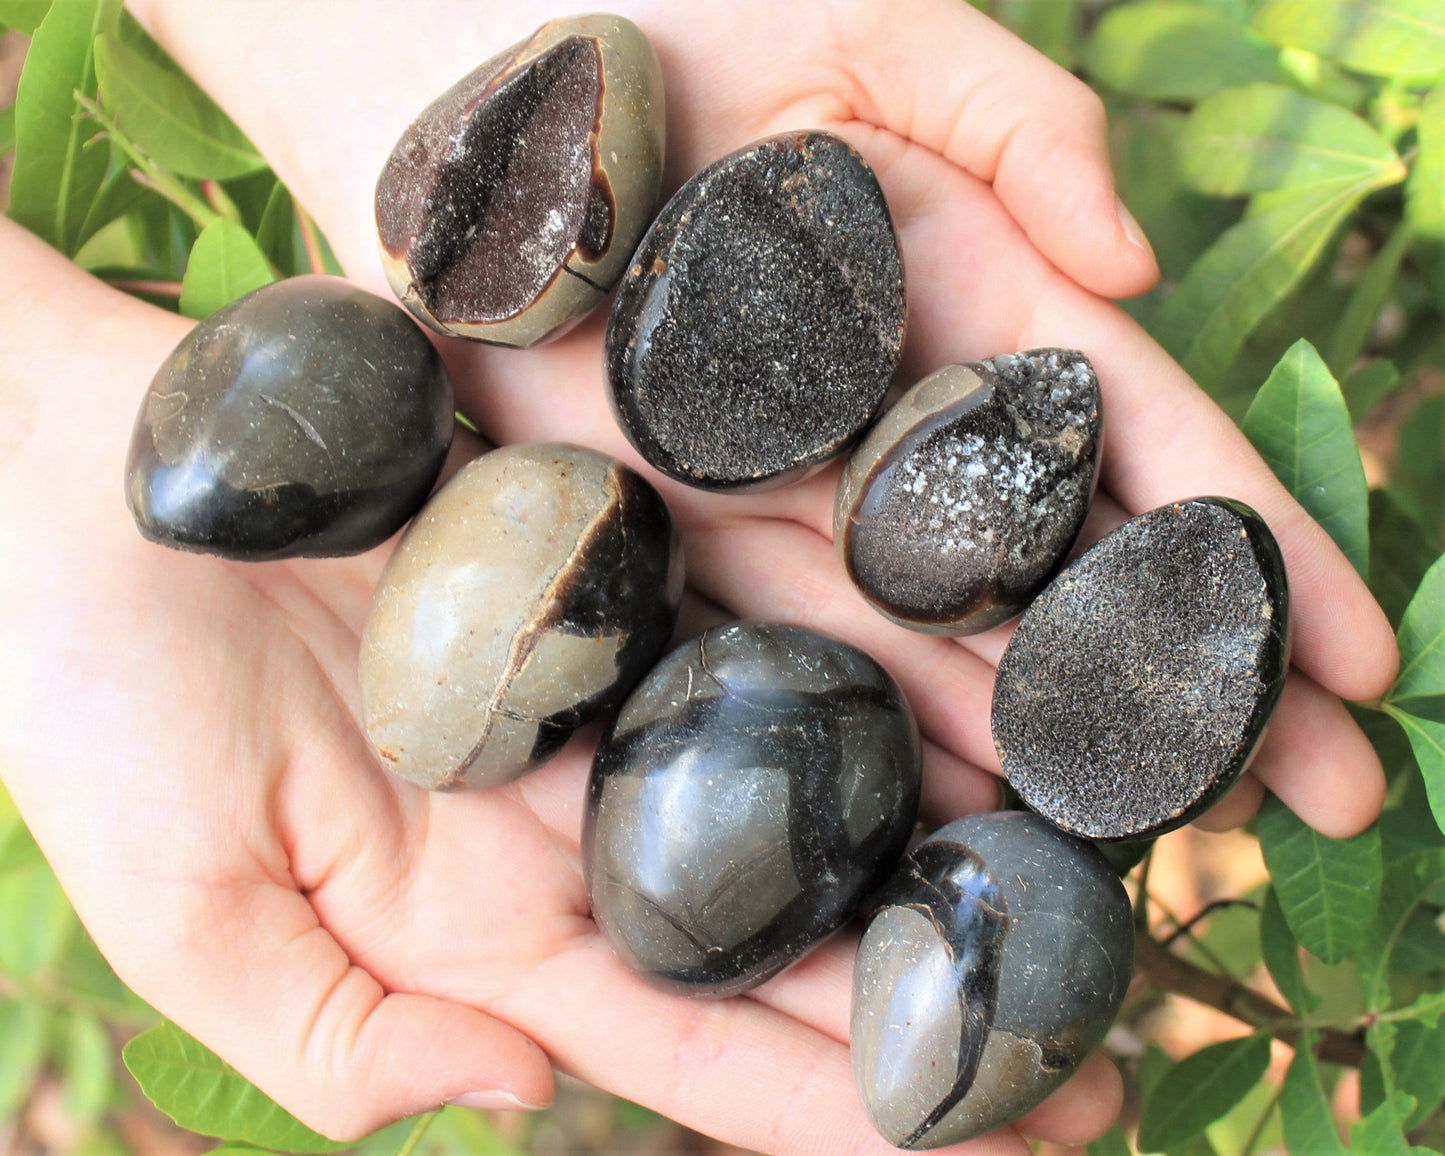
[583,622,921,996]
[852,812,1133,1149]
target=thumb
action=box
[839,0,1158,299]
[129,882,554,1142]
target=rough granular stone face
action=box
[992,498,1290,840]
[835,351,1101,635]
[605,131,906,490]
[852,812,1133,1149]
[376,15,664,347]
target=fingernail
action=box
[447,1090,548,1112]
[1115,196,1155,259]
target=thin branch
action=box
[107,277,183,298]
[393,1108,440,1156]
[1135,933,1366,1066]
[296,202,326,275]
[1163,898,1261,948]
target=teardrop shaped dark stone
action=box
[605,131,906,490]
[992,497,1290,839]
[125,276,453,561]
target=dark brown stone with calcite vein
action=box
[376,14,664,347]
[835,350,1102,635]
[359,443,684,790]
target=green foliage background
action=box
[1,0,1444,1153]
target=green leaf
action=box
[1260,885,1319,1013]
[92,32,265,180]
[0,810,43,876]
[1257,792,1382,964]
[1356,848,1445,1010]
[1412,85,1445,308]
[1087,1123,1133,1156]
[7,0,122,254]
[251,179,296,274]
[1345,360,1402,422]
[1387,902,1445,972]
[1253,0,1445,78]
[976,0,1080,67]
[0,997,51,1119]
[1279,1033,1347,1156]
[0,102,15,157]
[62,1010,113,1123]
[1179,84,1400,196]
[1150,172,1399,394]
[1086,1,1280,102]
[1327,224,1413,380]
[1393,395,1445,541]
[1242,339,1369,576]
[1382,1017,1445,1126]
[0,860,79,977]
[178,217,275,319]
[1384,711,1445,839]
[1390,554,1445,703]
[1137,1033,1273,1153]
[122,1021,349,1153]
[1368,488,1440,632]
[0,0,52,34]
[1350,1090,1426,1154]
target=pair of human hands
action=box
[0,1,1397,1152]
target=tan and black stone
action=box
[993,498,1290,840]
[125,276,453,561]
[835,350,1102,635]
[852,812,1134,1150]
[375,14,664,347]
[604,131,906,490]
[359,443,684,791]
[583,622,921,997]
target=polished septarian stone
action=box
[376,14,665,347]
[360,443,683,791]
[993,498,1290,840]
[835,351,1101,635]
[605,131,906,490]
[852,812,1133,1149]
[125,276,453,560]
[584,622,921,996]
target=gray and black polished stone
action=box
[125,276,453,561]
[605,131,906,490]
[835,351,1102,635]
[376,14,665,347]
[851,811,1134,1149]
[584,622,922,997]
[993,497,1290,840]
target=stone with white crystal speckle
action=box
[834,351,1102,635]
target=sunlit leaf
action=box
[1253,0,1445,78]
[123,1020,349,1153]
[62,1010,114,1124]
[1242,339,1368,576]
[1087,0,1280,102]
[7,0,123,254]
[1279,1033,1347,1156]
[1137,1033,1273,1152]
[0,998,50,1119]
[0,859,79,977]
[0,103,15,157]
[1257,792,1381,964]
[178,217,275,319]
[1179,84,1399,196]
[0,0,52,34]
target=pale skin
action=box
[0,1,1397,1152]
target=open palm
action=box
[0,1,1398,1153]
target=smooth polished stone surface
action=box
[993,498,1290,840]
[376,14,664,346]
[360,443,683,790]
[125,276,453,560]
[852,811,1134,1150]
[584,622,921,996]
[835,351,1101,635]
[605,131,906,490]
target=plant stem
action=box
[72,92,218,230]
[1135,933,1366,1066]
[393,1108,441,1156]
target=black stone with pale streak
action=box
[605,131,906,490]
[851,812,1133,1149]
[583,622,921,996]
[837,351,1101,635]
[125,276,452,561]
[992,498,1290,840]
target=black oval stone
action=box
[604,131,906,490]
[836,351,1102,635]
[993,497,1290,840]
[583,622,922,996]
[376,14,664,347]
[852,811,1134,1149]
[125,276,453,561]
